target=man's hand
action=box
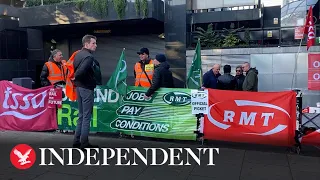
[144,95,151,100]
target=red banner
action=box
[301,130,320,146]
[203,89,296,146]
[308,54,320,90]
[0,81,57,131]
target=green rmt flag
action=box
[107,48,128,96]
[186,39,202,89]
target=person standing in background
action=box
[242,62,258,92]
[202,64,221,89]
[217,64,237,90]
[134,48,154,87]
[235,65,245,91]
[40,49,66,87]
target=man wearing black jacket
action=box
[217,64,237,90]
[145,54,174,98]
[72,35,102,149]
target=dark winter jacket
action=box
[145,62,174,96]
[73,48,102,90]
[235,74,245,91]
[202,69,221,89]
[40,57,66,87]
[217,73,237,90]
[242,68,259,92]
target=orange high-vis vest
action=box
[134,59,154,87]
[45,61,67,85]
[64,50,80,101]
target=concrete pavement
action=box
[0,130,319,180]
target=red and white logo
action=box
[10,144,36,170]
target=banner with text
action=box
[203,89,296,146]
[308,54,320,90]
[58,86,197,141]
[0,80,57,131]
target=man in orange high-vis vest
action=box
[134,48,154,87]
[40,49,67,87]
[64,50,80,101]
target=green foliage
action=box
[112,0,127,20]
[141,0,148,18]
[75,0,86,11]
[134,0,148,18]
[193,23,222,48]
[134,0,140,16]
[89,0,109,17]
[221,27,243,48]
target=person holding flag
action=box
[186,39,202,89]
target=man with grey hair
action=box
[72,34,102,149]
[242,62,258,91]
[202,64,221,89]
[40,49,66,87]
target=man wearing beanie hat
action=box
[145,54,174,98]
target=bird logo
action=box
[10,144,36,170]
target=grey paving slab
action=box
[33,172,87,180]
[240,162,293,180]
[0,173,40,180]
[291,170,320,180]
[187,175,219,180]
[244,150,289,166]
[191,162,242,180]
[213,148,245,165]
[88,165,147,180]
[288,154,320,172]
[135,165,194,180]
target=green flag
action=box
[186,39,202,89]
[107,48,128,96]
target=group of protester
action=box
[39,34,259,149]
[39,35,174,149]
[202,63,259,92]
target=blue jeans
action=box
[73,87,94,148]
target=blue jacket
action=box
[203,70,221,89]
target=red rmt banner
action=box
[203,89,296,147]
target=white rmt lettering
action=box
[223,110,235,122]
[239,112,257,126]
[261,113,274,126]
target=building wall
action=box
[186,46,320,108]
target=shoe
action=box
[80,143,99,150]
[72,143,81,148]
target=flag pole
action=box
[291,37,304,90]
[198,38,202,89]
